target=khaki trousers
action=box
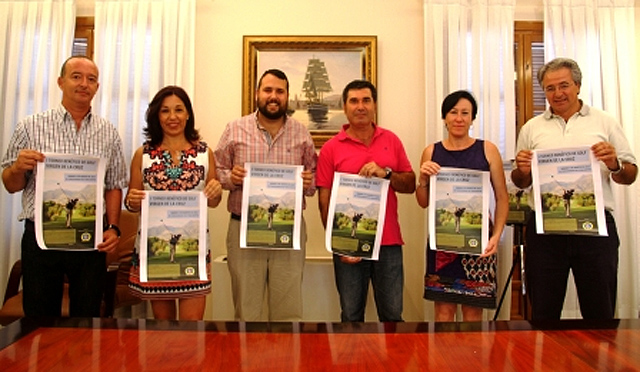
[226,217,306,321]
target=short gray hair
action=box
[537,58,582,87]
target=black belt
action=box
[25,219,35,232]
[231,213,241,221]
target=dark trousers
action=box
[525,212,619,320]
[22,221,106,317]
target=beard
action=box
[257,99,288,120]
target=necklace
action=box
[162,150,185,179]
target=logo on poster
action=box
[582,221,594,230]
[81,232,91,242]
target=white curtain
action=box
[423,0,516,160]
[422,0,515,321]
[544,0,639,319]
[0,0,75,301]
[93,0,195,166]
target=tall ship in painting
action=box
[302,57,332,125]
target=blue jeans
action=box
[333,245,403,322]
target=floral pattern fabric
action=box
[143,142,207,191]
[129,140,211,301]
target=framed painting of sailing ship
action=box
[242,35,377,148]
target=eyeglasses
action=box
[544,82,574,94]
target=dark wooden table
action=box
[1,317,639,371]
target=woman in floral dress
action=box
[125,86,222,320]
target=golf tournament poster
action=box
[429,167,490,255]
[325,172,389,260]
[240,163,303,250]
[504,160,531,225]
[35,153,105,250]
[531,146,606,236]
[139,191,208,282]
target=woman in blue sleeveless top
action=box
[416,90,508,321]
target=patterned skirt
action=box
[424,246,497,309]
[128,254,211,301]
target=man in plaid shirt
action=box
[214,69,317,321]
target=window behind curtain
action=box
[73,17,94,59]
[514,21,545,138]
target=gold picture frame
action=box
[243,35,377,148]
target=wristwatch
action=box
[611,158,625,175]
[384,167,392,180]
[104,224,121,238]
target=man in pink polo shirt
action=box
[317,80,415,322]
